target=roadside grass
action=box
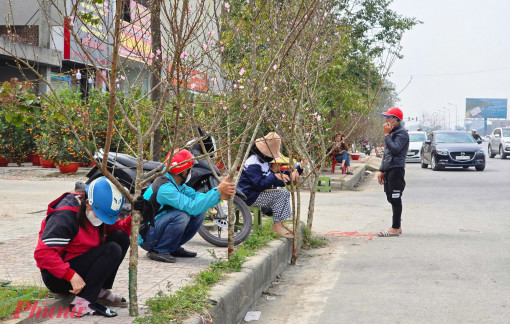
[302,227,328,249]
[135,222,279,323]
[0,283,50,320]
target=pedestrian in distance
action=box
[34,176,131,318]
[377,107,410,237]
[471,130,482,141]
[139,149,236,263]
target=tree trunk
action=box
[150,0,162,161]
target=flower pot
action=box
[58,162,80,174]
[79,162,89,167]
[31,154,41,166]
[40,159,56,168]
[0,157,9,167]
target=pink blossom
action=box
[203,44,207,50]
[7,30,10,34]
[263,86,268,90]
[181,51,189,58]
[223,106,227,110]
[115,78,119,82]
[209,30,215,37]
[315,37,318,42]
[104,9,109,14]
[211,77,217,85]
[281,114,286,118]
[116,84,120,88]
[103,2,108,7]
[69,22,74,26]
[156,49,161,56]
[273,65,277,71]
[306,132,310,136]
[220,46,224,52]
[239,85,244,89]
[188,8,192,13]
[190,83,196,89]
[294,99,298,103]
[239,68,246,76]
[225,2,230,9]
[243,104,247,109]
[162,55,167,59]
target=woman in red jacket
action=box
[34,176,131,318]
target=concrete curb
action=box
[331,164,367,190]
[184,238,295,324]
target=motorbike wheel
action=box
[198,195,252,247]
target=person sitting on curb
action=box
[238,132,296,238]
[139,149,236,263]
[330,133,353,175]
[34,176,131,318]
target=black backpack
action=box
[138,176,173,239]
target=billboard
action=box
[465,98,507,119]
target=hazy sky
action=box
[388,0,510,128]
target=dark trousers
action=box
[41,230,129,303]
[383,168,406,229]
[140,210,206,254]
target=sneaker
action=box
[170,248,197,258]
[346,171,353,175]
[147,250,176,263]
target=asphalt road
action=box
[249,147,510,323]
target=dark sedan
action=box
[420,131,485,171]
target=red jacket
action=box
[34,193,131,281]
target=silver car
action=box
[487,127,510,159]
[406,131,427,162]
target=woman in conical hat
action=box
[238,132,295,238]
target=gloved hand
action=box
[133,195,156,228]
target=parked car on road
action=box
[487,127,510,159]
[420,131,485,171]
[406,131,427,163]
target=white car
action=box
[487,127,510,159]
[406,131,427,162]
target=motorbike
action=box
[82,128,252,247]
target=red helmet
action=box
[165,149,194,174]
[381,107,403,121]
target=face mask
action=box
[87,210,103,226]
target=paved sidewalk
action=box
[0,158,379,323]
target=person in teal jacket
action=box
[139,149,235,263]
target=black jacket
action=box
[379,124,409,172]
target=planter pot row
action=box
[0,153,92,174]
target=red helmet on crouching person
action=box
[165,149,195,174]
[381,107,403,121]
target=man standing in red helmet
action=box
[377,107,409,237]
[139,149,236,263]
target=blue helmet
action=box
[85,177,125,225]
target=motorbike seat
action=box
[108,153,163,171]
